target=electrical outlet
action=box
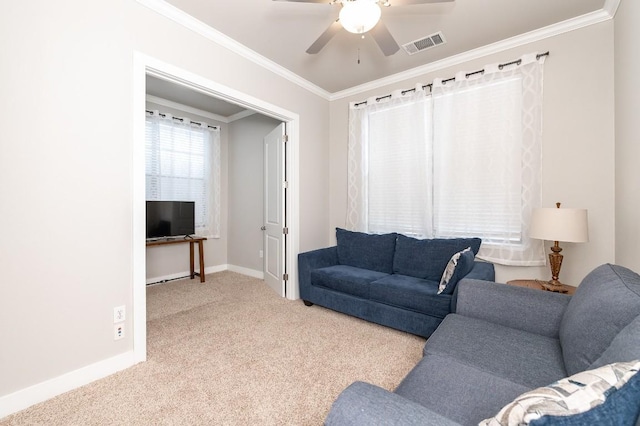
[114,324,124,340]
[259,250,264,258]
[113,306,125,324]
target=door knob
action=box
[260,226,266,231]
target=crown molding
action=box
[135,0,332,101]
[330,6,618,100]
[137,0,618,102]
[603,0,621,17]
[146,94,230,123]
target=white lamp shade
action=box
[530,207,589,243]
[339,0,381,34]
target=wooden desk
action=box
[507,279,575,295]
[146,237,207,283]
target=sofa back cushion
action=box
[393,235,482,281]
[335,228,397,274]
[559,263,640,376]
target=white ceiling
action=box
[145,0,609,116]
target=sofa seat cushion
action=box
[424,314,567,389]
[395,353,531,426]
[560,263,640,376]
[369,274,451,318]
[335,228,397,274]
[393,234,482,281]
[310,265,388,299]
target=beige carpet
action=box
[2,271,425,425]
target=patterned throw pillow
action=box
[480,360,640,426]
[437,247,473,295]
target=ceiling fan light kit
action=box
[339,0,382,34]
[275,0,454,56]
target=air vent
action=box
[402,31,446,55]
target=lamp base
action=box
[540,279,569,293]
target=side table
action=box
[506,279,576,295]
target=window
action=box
[145,111,221,237]
[347,54,545,266]
[367,98,432,236]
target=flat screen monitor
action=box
[146,201,195,239]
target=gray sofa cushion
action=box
[392,235,481,281]
[560,263,640,375]
[369,274,451,318]
[424,314,567,389]
[395,353,531,426]
[336,228,397,274]
[310,265,388,299]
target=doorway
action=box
[133,52,300,363]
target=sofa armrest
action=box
[455,279,571,338]
[298,246,339,301]
[325,382,461,426]
[450,261,495,312]
[465,261,495,281]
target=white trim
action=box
[146,264,228,285]
[135,0,330,101]
[132,53,148,365]
[0,352,135,419]
[227,109,257,123]
[227,264,265,280]
[146,94,230,123]
[137,0,618,101]
[604,0,621,17]
[330,8,617,100]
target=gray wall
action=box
[614,0,640,273]
[228,114,282,273]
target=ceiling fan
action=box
[273,0,454,56]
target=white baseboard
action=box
[0,351,137,420]
[227,264,264,279]
[146,264,263,285]
[145,264,228,285]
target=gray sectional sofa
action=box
[326,263,640,425]
[298,228,495,338]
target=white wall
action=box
[329,21,616,286]
[144,100,229,282]
[228,114,282,273]
[614,0,640,273]
[0,0,329,405]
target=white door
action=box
[263,123,286,297]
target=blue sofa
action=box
[298,228,495,338]
[326,263,640,426]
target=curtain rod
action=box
[145,110,219,130]
[353,51,550,107]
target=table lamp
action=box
[529,202,589,292]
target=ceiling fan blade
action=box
[306,19,342,54]
[370,20,400,56]
[384,0,454,5]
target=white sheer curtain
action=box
[347,87,432,235]
[431,53,545,265]
[145,111,221,238]
[346,53,546,266]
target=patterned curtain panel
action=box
[346,52,546,266]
